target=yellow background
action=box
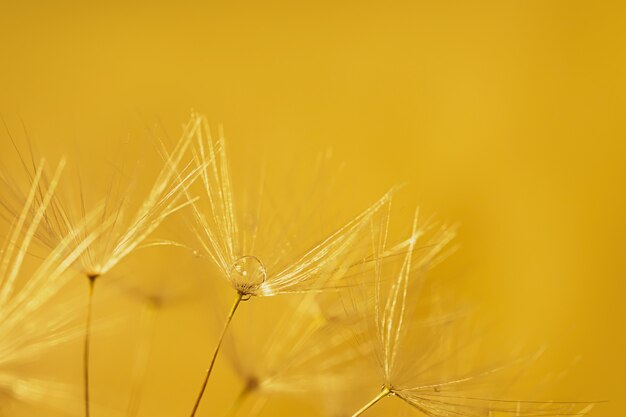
[1,1,624,416]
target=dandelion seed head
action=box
[185,112,394,299]
[1,121,203,280]
[0,159,109,412]
[336,206,599,417]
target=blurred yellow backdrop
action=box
[1,1,624,416]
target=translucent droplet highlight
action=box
[229,255,266,298]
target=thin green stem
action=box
[189,292,243,417]
[350,386,391,417]
[84,275,98,417]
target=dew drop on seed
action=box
[230,255,267,297]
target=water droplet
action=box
[229,255,266,298]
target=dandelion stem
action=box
[84,274,98,417]
[189,292,243,417]
[126,301,159,417]
[350,386,391,417]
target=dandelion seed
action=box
[2,118,202,279]
[0,160,104,414]
[186,114,392,299]
[2,120,205,417]
[343,207,598,417]
[184,113,394,416]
